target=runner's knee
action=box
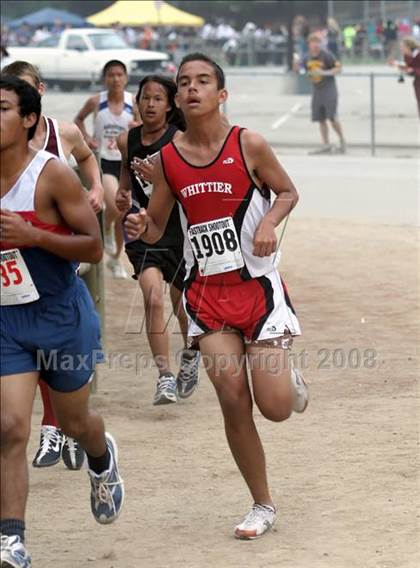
[257,400,292,422]
[144,289,164,313]
[59,414,89,440]
[1,411,31,450]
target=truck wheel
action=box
[58,81,75,92]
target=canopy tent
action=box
[87,0,204,27]
[8,8,89,29]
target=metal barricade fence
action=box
[222,69,419,157]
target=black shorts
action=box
[101,159,121,180]
[125,241,186,291]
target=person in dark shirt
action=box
[116,75,200,406]
[302,33,347,154]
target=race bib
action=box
[188,216,244,276]
[101,124,124,159]
[0,249,40,305]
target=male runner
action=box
[0,77,124,568]
[75,60,140,279]
[2,60,104,470]
[125,53,308,540]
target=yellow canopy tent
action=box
[87,0,204,27]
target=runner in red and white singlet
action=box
[125,54,309,541]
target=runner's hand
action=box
[253,218,277,257]
[125,208,148,239]
[131,157,154,183]
[0,209,37,247]
[88,184,104,214]
[87,136,98,151]
[116,188,132,213]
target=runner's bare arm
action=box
[65,123,104,213]
[130,95,142,127]
[74,95,99,149]
[1,161,102,263]
[241,130,299,257]
[125,155,175,242]
[115,132,132,213]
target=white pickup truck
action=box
[7,28,172,91]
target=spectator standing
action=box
[301,33,346,154]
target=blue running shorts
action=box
[1,278,103,392]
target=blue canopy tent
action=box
[8,8,91,29]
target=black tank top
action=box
[127,124,183,247]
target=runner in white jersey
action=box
[75,60,140,279]
[2,61,104,471]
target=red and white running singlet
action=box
[161,126,279,284]
[161,126,301,341]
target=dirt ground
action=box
[26,218,419,568]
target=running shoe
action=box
[234,503,276,540]
[290,365,309,413]
[153,373,178,405]
[32,426,63,468]
[106,258,128,279]
[104,227,116,256]
[177,349,200,399]
[0,535,32,568]
[62,437,85,470]
[88,433,124,525]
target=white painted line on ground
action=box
[271,102,302,130]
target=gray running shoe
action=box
[88,433,124,525]
[177,349,200,399]
[153,373,178,405]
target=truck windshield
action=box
[87,33,128,50]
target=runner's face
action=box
[176,61,227,118]
[0,89,37,150]
[138,81,171,126]
[104,66,128,92]
[19,74,45,96]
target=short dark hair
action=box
[176,53,225,89]
[0,75,41,140]
[2,60,43,88]
[102,59,127,78]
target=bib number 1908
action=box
[190,228,238,259]
[187,216,244,276]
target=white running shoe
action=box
[104,227,117,256]
[290,365,309,413]
[1,535,32,567]
[234,503,276,540]
[106,258,128,279]
[32,426,63,468]
[153,373,178,405]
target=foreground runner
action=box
[125,54,308,540]
[75,59,140,279]
[2,60,104,471]
[0,77,124,568]
[116,74,200,405]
